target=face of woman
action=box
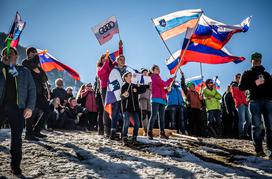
[154,67,160,74]
[142,71,148,76]
[102,57,106,63]
[125,73,132,83]
[55,98,60,105]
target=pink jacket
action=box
[97,59,114,89]
[81,90,97,112]
[151,74,173,100]
[97,46,123,89]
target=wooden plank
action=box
[128,127,177,137]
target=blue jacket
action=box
[0,62,36,110]
[167,85,184,106]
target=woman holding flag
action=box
[96,40,123,137]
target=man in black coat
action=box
[22,47,50,140]
[239,52,272,159]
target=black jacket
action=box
[22,59,49,108]
[239,65,272,101]
[222,92,236,114]
[121,83,146,112]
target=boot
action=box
[110,129,116,140]
[34,132,47,138]
[11,166,22,176]
[122,137,129,146]
[160,131,169,139]
[132,136,139,145]
[25,135,39,141]
[147,131,153,140]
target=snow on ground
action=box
[0,129,272,178]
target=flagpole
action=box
[151,18,176,61]
[200,62,203,79]
[199,62,204,93]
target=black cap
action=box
[251,52,262,61]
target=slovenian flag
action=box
[38,50,80,81]
[8,12,26,48]
[153,9,203,41]
[185,75,205,92]
[179,28,245,66]
[165,50,181,75]
[191,15,251,50]
[213,76,221,90]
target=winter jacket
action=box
[203,87,222,111]
[151,74,173,100]
[239,65,272,101]
[121,83,146,112]
[97,59,115,89]
[230,81,248,108]
[52,87,68,105]
[81,90,97,112]
[0,62,36,110]
[222,91,236,114]
[22,59,49,108]
[181,76,203,109]
[97,46,123,89]
[167,85,184,106]
[60,105,85,129]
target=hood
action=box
[251,65,265,72]
[230,81,238,87]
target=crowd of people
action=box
[0,41,272,175]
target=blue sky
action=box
[1,0,271,92]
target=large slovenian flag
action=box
[92,16,119,45]
[153,9,203,41]
[185,75,205,92]
[104,68,124,117]
[7,12,26,48]
[179,28,245,66]
[191,15,251,50]
[38,50,80,81]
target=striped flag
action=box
[38,49,80,81]
[191,15,251,50]
[153,9,202,41]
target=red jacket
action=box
[151,74,173,100]
[97,45,123,89]
[230,81,248,108]
[81,90,97,112]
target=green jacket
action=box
[203,88,222,111]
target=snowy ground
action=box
[0,129,272,178]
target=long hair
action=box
[76,84,86,100]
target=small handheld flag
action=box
[92,16,119,45]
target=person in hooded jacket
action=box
[203,79,223,138]
[239,52,272,159]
